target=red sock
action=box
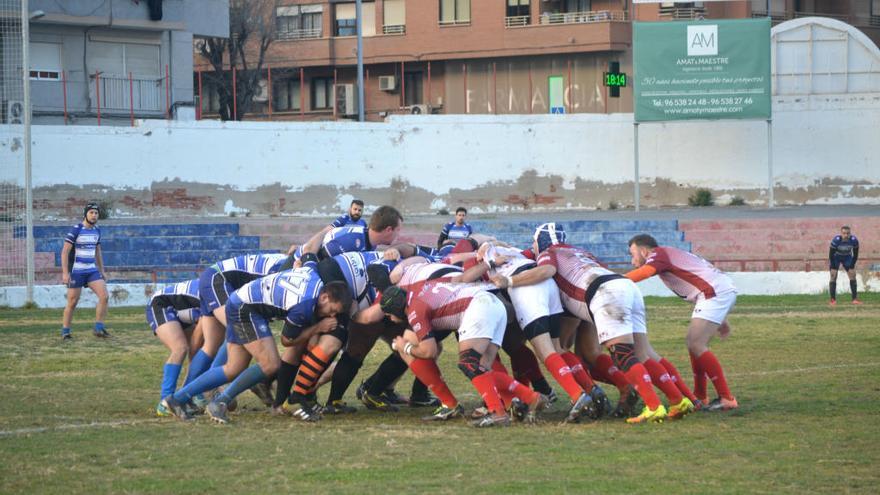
[508,344,544,387]
[696,350,733,400]
[490,358,514,406]
[593,354,630,394]
[409,358,458,407]
[660,357,697,402]
[561,352,595,390]
[689,351,708,400]
[493,371,538,404]
[644,358,683,404]
[624,363,661,410]
[472,373,505,415]
[544,353,585,402]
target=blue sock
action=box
[172,366,228,403]
[211,342,228,368]
[216,365,267,404]
[94,322,105,332]
[161,363,182,399]
[183,350,213,385]
[61,327,71,336]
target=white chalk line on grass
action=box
[727,361,880,377]
[0,418,162,438]
[1,361,878,438]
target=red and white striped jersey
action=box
[406,281,497,340]
[536,244,612,320]
[646,247,735,302]
[397,262,462,293]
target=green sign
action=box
[604,72,627,87]
[634,18,771,122]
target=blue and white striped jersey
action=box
[215,253,289,276]
[149,278,201,324]
[235,265,324,328]
[322,226,372,257]
[830,235,859,257]
[332,251,398,304]
[440,222,472,241]
[64,223,101,273]
[330,214,367,229]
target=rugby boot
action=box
[422,404,464,421]
[564,392,595,423]
[508,398,528,422]
[612,385,641,418]
[250,381,275,407]
[360,390,400,412]
[667,397,696,420]
[156,402,172,417]
[408,392,441,408]
[379,388,408,406]
[589,384,611,419]
[626,404,668,424]
[206,401,230,424]
[321,400,357,415]
[704,397,739,412]
[471,413,512,428]
[161,396,193,421]
[524,393,550,424]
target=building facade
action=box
[196,0,879,122]
[23,0,228,125]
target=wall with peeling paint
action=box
[1,93,878,219]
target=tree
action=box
[198,0,277,121]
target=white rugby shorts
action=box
[589,278,646,344]
[508,277,564,329]
[691,289,737,325]
[458,292,507,346]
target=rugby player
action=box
[382,284,549,427]
[477,241,596,422]
[147,278,202,416]
[828,225,861,305]
[162,264,351,423]
[60,202,110,340]
[625,234,739,412]
[437,207,473,248]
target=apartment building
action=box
[23,0,228,125]
[196,0,880,121]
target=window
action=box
[276,5,323,39]
[273,78,301,111]
[383,0,406,34]
[311,77,333,109]
[201,84,221,113]
[30,42,62,80]
[335,2,375,37]
[88,41,160,78]
[563,0,590,13]
[404,72,423,106]
[873,0,880,16]
[440,0,470,25]
[507,0,530,18]
[751,0,784,14]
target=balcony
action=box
[438,18,471,27]
[537,10,627,25]
[92,74,165,113]
[276,27,322,41]
[382,24,405,35]
[658,7,706,20]
[505,15,529,28]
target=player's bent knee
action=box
[609,343,639,372]
[523,316,551,341]
[457,349,488,380]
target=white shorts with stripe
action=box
[692,289,737,325]
[508,277,564,329]
[457,292,507,346]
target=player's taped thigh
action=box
[522,315,552,341]
[609,343,640,372]
[457,348,489,380]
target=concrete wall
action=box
[2,271,876,309]
[1,94,878,218]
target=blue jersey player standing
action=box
[437,207,473,248]
[829,225,861,305]
[60,202,110,340]
[162,264,352,424]
[330,199,367,229]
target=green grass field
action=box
[1,294,878,494]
